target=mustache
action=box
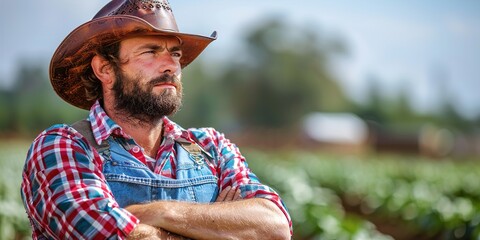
[148,74,180,87]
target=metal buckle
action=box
[189,153,204,165]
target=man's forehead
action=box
[120,35,182,47]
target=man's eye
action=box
[172,52,182,58]
[142,50,156,55]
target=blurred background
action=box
[1,0,479,239]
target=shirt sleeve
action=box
[20,124,139,239]
[193,128,292,234]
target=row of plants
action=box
[246,150,480,240]
[306,153,480,239]
[0,140,31,240]
[245,150,394,240]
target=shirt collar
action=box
[161,116,193,142]
[88,101,125,145]
[87,100,194,145]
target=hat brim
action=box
[50,15,216,110]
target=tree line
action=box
[0,17,478,138]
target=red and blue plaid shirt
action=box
[21,101,291,239]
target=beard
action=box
[112,70,183,123]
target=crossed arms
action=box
[126,186,291,240]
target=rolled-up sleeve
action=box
[20,125,138,239]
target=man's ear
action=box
[91,55,115,86]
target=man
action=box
[20,0,291,239]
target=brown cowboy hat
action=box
[50,0,217,110]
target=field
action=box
[0,140,31,240]
[2,140,479,239]
[245,150,480,240]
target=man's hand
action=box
[127,223,186,240]
[215,186,241,202]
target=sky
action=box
[1,0,479,119]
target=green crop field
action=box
[245,150,480,240]
[0,140,31,240]
[2,140,479,239]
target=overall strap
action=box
[71,119,110,153]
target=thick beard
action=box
[112,71,182,123]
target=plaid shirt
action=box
[21,101,292,239]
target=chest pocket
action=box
[102,138,219,208]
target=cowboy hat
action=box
[50,0,217,110]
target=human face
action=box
[111,36,183,122]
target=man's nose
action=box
[159,53,180,74]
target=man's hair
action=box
[69,41,121,102]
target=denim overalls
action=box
[100,137,219,207]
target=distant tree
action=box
[172,61,230,130]
[222,17,351,130]
[355,75,387,124]
[2,61,85,136]
[355,73,476,133]
[437,100,473,132]
[0,89,14,132]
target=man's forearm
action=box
[125,198,290,240]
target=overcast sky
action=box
[1,0,479,119]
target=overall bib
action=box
[100,137,219,207]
